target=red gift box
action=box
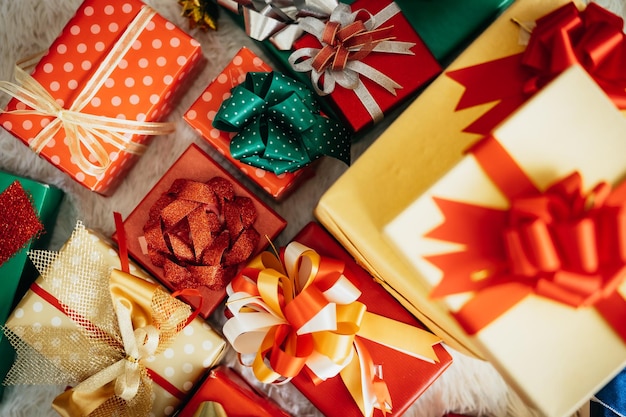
[291,0,441,133]
[115,143,287,318]
[0,0,203,195]
[224,221,452,417]
[176,366,290,417]
[184,47,316,200]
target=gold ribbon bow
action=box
[0,6,175,178]
[223,241,441,417]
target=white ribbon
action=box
[288,2,415,123]
[74,299,160,401]
[218,0,338,49]
[0,6,176,178]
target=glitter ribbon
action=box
[424,136,626,340]
[446,2,626,136]
[213,71,351,175]
[0,181,43,267]
[0,6,176,178]
[288,2,415,123]
[223,241,442,417]
[143,178,260,291]
[2,222,198,416]
[218,0,338,49]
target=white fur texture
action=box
[0,0,610,415]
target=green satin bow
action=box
[213,71,351,175]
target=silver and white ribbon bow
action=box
[218,0,338,49]
[288,2,415,123]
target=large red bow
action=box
[143,178,260,291]
[425,136,626,341]
[446,2,626,135]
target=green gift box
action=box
[0,172,63,398]
[218,0,514,134]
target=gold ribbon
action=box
[193,401,229,417]
[223,241,441,417]
[0,6,176,178]
[288,3,415,123]
[3,222,193,417]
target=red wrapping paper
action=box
[184,47,316,200]
[115,144,287,318]
[289,222,452,417]
[291,0,441,133]
[0,0,204,195]
[177,366,291,417]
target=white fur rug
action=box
[0,0,618,416]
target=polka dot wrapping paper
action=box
[0,0,204,196]
[3,223,226,416]
[184,47,316,200]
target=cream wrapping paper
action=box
[4,223,225,416]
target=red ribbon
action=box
[311,16,395,73]
[426,135,626,341]
[143,178,260,291]
[0,181,44,267]
[446,2,626,136]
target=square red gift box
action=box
[184,47,317,200]
[116,143,287,318]
[290,0,442,133]
[176,366,290,417]
[0,0,204,195]
[224,221,452,417]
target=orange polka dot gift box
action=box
[3,221,226,417]
[0,0,204,196]
[184,47,351,200]
[115,144,287,319]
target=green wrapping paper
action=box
[0,172,63,398]
[219,0,515,134]
[393,0,516,65]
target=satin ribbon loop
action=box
[288,2,415,123]
[213,71,351,174]
[3,222,196,416]
[426,138,626,340]
[224,241,442,417]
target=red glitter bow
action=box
[446,2,626,136]
[143,178,260,291]
[425,136,626,340]
[0,181,44,267]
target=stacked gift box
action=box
[1,0,625,415]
